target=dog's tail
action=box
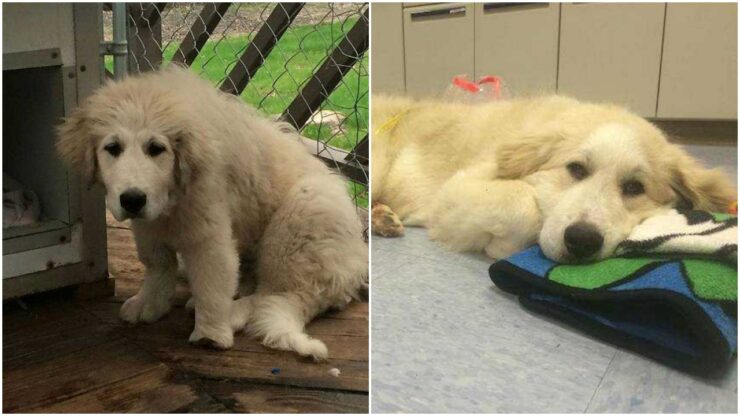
[230,291,330,361]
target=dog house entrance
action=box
[3,50,75,272]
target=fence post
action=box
[111,3,128,79]
[171,3,232,67]
[100,4,106,79]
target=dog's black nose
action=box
[564,222,603,259]
[120,189,147,214]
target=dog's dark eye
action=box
[622,180,645,196]
[567,162,588,180]
[104,142,122,157]
[147,142,166,157]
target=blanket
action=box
[489,210,737,376]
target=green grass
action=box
[107,20,368,207]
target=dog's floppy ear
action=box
[669,149,736,212]
[56,108,98,188]
[172,126,217,191]
[495,133,567,178]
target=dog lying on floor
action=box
[57,68,368,359]
[371,94,736,263]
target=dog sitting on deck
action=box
[371,94,736,263]
[56,68,368,359]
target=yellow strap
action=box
[374,108,411,135]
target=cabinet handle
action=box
[410,6,467,21]
[482,3,547,13]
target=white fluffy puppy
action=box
[57,68,368,359]
[372,95,735,263]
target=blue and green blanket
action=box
[489,209,737,376]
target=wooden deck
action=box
[3,215,368,413]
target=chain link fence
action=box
[102,3,369,210]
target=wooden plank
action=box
[146,328,367,363]
[171,3,232,67]
[202,380,368,413]
[220,3,305,95]
[74,278,116,300]
[179,393,232,413]
[4,323,119,371]
[4,293,367,412]
[147,3,168,24]
[2,296,95,335]
[3,295,118,371]
[23,366,205,413]
[346,134,369,165]
[281,7,369,129]
[323,300,368,320]
[153,346,368,392]
[127,3,164,72]
[3,339,164,412]
[307,315,367,338]
[80,302,368,362]
[82,299,367,337]
[84,303,368,389]
[299,136,368,184]
[74,306,367,391]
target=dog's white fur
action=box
[57,68,368,359]
[372,95,736,262]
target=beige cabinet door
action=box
[474,3,559,96]
[403,3,475,96]
[372,3,406,93]
[558,3,665,117]
[403,3,438,8]
[657,3,737,120]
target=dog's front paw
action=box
[120,293,172,323]
[371,204,404,237]
[189,324,234,350]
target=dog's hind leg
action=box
[236,174,367,360]
[371,202,405,237]
[231,293,329,360]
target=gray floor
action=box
[371,143,738,413]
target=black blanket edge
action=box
[489,260,735,377]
